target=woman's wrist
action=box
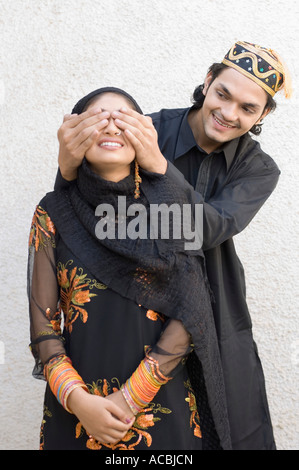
[67,385,89,415]
[121,354,171,415]
[105,390,135,423]
[44,355,88,413]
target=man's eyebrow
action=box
[218,83,232,96]
[218,83,262,109]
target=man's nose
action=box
[221,103,238,123]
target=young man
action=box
[54,41,291,450]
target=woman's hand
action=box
[106,389,135,422]
[111,108,167,175]
[67,387,134,444]
[57,107,110,181]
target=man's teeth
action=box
[214,116,234,128]
[100,142,122,147]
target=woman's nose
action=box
[105,116,121,134]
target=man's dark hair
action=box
[192,63,277,136]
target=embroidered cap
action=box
[222,41,292,99]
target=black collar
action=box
[174,107,240,171]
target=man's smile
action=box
[212,113,237,129]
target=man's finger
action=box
[62,106,109,130]
[72,116,110,149]
[122,107,153,128]
[73,111,110,136]
[75,129,100,156]
[114,117,146,139]
[123,129,144,153]
[63,113,74,122]
[112,108,152,130]
[58,113,109,146]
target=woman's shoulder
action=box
[31,189,70,233]
[38,188,69,212]
[29,192,60,251]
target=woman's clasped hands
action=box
[67,387,135,445]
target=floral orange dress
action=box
[28,205,202,451]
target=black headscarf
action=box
[71,86,143,115]
[42,87,231,450]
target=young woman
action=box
[28,88,230,450]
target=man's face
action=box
[197,67,270,153]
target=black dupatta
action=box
[41,88,231,450]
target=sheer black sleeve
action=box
[121,316,193,415]
[27,206,66,379]
[149,317,193,377]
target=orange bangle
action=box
[121,354,171,415]
[44,355,88,413]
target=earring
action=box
[115,131,121,136]
[134,160,142,199]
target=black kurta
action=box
[29,223,202,450]
[54,105,279,450]
[31,160,231,450]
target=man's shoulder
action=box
[238,133,280,174]
[148,107,190,125]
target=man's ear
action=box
[202,72,213,96]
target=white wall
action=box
[0,0,298,450]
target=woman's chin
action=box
[87,161,131,182]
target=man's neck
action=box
[188,108,223,155]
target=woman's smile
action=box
[98,138,124,150]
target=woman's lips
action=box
[98,139,124,150]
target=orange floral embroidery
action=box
[45,216,55,234]
[40,406,52,450]
[135,412,156,429]
[58,268,68,288]
[57,261,97,333]
[73,290,91,304]
[185,379,202,439]
[45,307,62,334]
[29,206,56,252]
[76,377,171,450]
[146,309,165,322]
[102,378,109,397]
[86,435,102,450]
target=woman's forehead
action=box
[85,92,134,111]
